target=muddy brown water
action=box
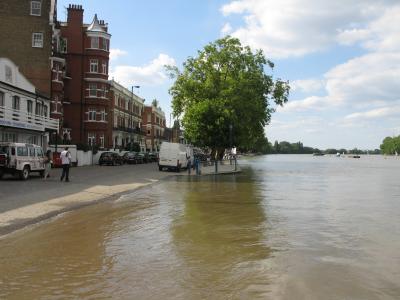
[1,155,399,299]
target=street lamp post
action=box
[229,124,233,165]
[131,85,140,151]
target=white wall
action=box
[77,150,93,166]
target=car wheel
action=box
[159,165,162,171]
[20,166,30,180]
[0,170,4,179]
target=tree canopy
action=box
[380,136,400,155]
[167,36,289,151]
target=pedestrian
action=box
[43,149,52,180]
[187,154,191,175]
[60,147,72,182]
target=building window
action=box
[54,64,60,81]
[89,84,97,97]
[60,38,67,53]
[99,134,105,148]
[91,37,99,49]
[27,100,33,114]
[114,95,118,105]
[88,133,96,146]
[35,102,42,115]
[12,96,20,110]
[0,91,4,107]
[100,85,107,98]
[102,61,107,74]
[30,1,41,16]
[88,109,96,121]
[1,132,18,142]
[90,59,98,73]
[100,38,108,51]
[100,110,106,121]
[52,96,59,113]
[32,33,43,48]
[43,105,48,117]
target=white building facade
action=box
[0,58,59,147]
[110,80,145,152]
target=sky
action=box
[57,0,400,150]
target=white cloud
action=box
[221,0,399,58]
[345,106,400,120]
[324,52,400,106]
[291,79,324,93]
[221,23,232,36]
[109,48,128,61]
[109,54,176,87]
[278,96,330,112]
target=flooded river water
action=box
[1,155,400,299]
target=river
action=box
[0,155,399,299]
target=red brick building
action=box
[0,0,56,98]
[142,104,166,152]
[60,5,111,147]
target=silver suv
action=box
[0,142,45,180]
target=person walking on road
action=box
[43,149,52,180]
[60,147,72,182]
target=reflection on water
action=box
[0,155,400,299]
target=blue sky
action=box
[57,0,400,149]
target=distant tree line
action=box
[380,136,400,155]
[243,138,381,155]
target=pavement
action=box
[0,160,240,236]
[0,162,172,236]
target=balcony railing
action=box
[113,126,145,135]
[0,106,59,132]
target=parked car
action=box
[99,152,124,166]
[0,142,45,180]
[138,152,150,163]
[148,152,159,162]
[123,152,141,164]
[135,153,144,164]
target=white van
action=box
[158,142,193,172]
[0,142,45,180]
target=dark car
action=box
[99,152,124,166]
[123,152,141,164]
[148,152,158,162]
[138,152,150,164]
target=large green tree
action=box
[380,136,400,155]
[167,36,289,153]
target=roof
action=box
[87,14,106,32]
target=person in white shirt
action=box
[60,147,72,182]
